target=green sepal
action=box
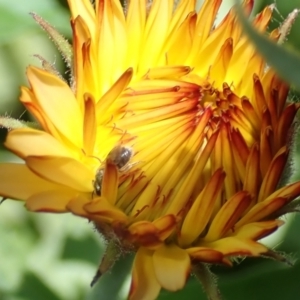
[34,54,66,82]
[30,12,73,70]
[90,240,121,287]
[0,116,40,130]
[193,263,221,300]
[263,249,295,267]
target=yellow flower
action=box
[1,0,300,299]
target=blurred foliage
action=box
[1,1,300,300]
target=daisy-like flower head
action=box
[1,0,300,299]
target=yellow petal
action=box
[237,182,300,227]
[139,0,173,72]
[234,220,284,240]
[205,191,252,241]
[25,156,94,192]
[66,194,90,218]
[26,189,78,212]
[67,0,95,35]
[5,128,76,158]
[152,214,177,241]
[152,244,190,291]
[84,196,127,223]
[126,0,146,70]
[26,66,83,147]
[180,169,225,247]
[127,221,162,249]
[258,146,288,202]
[83,93,97,155]
[101,161,119,205]
[96,68,133,123]
[95,0,127,93]
[202,237,268,257]
[187,247,225,264]
[0,163,64,200]
[129,248,161,300]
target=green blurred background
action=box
[1,0,300,299]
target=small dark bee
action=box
[92,145,134,196]
[106,145,133,170]
[93,169,104,196]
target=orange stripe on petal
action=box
[67,0,95,33]
[205,191,252,241]
[231,128,249,181]
[118,175,149,213]
[82,41,97,97]
[125,87,193,111]
[220,123,236,199]
[84,196,127,223]
[258,147,288,202]
[152,244,190,291]
[202,237,268,257]
[118,99,198,130]
[231,128,250,162]
[101,161,119,204]
[145,66,192,80]
[265,182,300,203]
[196,0,222,43]
[195,9,234,66]
[163,116,210,184]
[166,129,219,216]
[96,68,133,123]
[83,93,97,155]
[260,126,273,177]
[129,248,161,300]
[241,97,261,134]
[137,122,195,181]
[234,220,284,240]
[237,197,286,227]
[152,214,177,241]
[180,169,225,247]
[71,16,91,104]
[128,221,162,249]
[253,74,267,114]
[253,5,274,31]
[187,247,225,264]
[275,104,299,151]
[169,0,196,34]
[243,143,260,200]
